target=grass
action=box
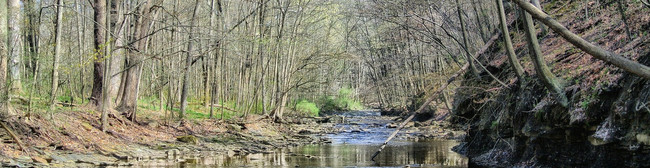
[132,94,250,120]
[14,83,306,121]
[156,102,237,120]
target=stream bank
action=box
[1,109,465,167]
[0,109,334,167]
[449,1,650,167]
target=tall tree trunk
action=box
[26,0,42,116]
[270,1,289,122]
[75,0,87,104]
[91,0,107,107]
[615,1,632,41]
[521,2,568,107]
[101,0,112,132]
[497,0,525,81]
[49,0,64,117]
[470,0,488,42]
[110,0,124,97]
[530,0,546,37]
[208,0,218,118]
[7,0,21,94]
[117,0,158,122]
[179,0,200,120]
[456,0,480,79]
[0,0,8,119]
[202,58,210,108]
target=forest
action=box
[0,0,649,167]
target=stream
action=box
[145,110,468,167]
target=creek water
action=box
[152,110,467,167]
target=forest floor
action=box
[0,106,457,167]
[0,105,337,167]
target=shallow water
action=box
[144,110,467,167]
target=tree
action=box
[513,0,650,79]
[496,0,524,81]
[530,0,546,37]
[91,0,107,107]
[101,0,113,132]
[0,0,8,119]
[6,0,20,94]
[116,0,160,122]
[49,0,64,118]
[520,0,568,107]
[109,0,124,98]
[179,0,200,119]
[456,0,480,79]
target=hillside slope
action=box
[451,1,650,167]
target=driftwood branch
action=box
[513,0,650,79]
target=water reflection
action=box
[139,110,467,167]
[162,139,466,167]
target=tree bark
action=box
[615,1,632,41]
[91,0,107,107]
[179,0,200,120]
[109,0,124,98]
[117,0,159,122]
[497,0,525,81]
[75,0,87,104]
[50,0,64,117]
[530,0,546,37]
[7,0,21,94]
[0,0,8,119]
[470,0,488,43]
[513,0,650,79]
[521,2,568,107]
[456,0,480,79]
[101,0,112,132]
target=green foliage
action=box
[138,96,161,111]
[318,87,364,112]
[185,108,210,119]
[135,96,237,120]
[295,100,320,117]
[491,121,499,129]
[56,95,72,103]
[167,104,236,120]
[346,101,364,111]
